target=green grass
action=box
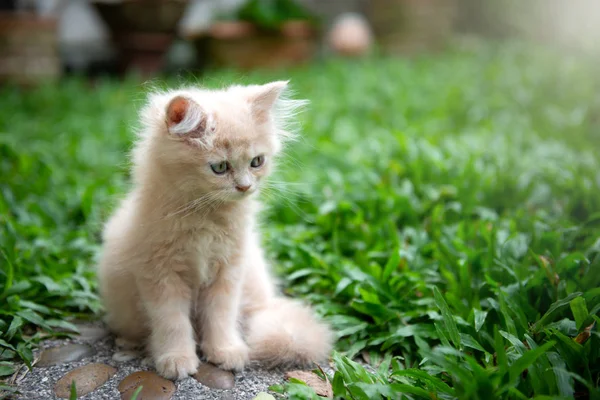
[1,43,600,399]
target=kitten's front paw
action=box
[155,352,199,380]
[202,339,249,371]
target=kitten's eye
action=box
[250,155,265,168]
[210,161,229,175]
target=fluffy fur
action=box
[97,81,332,380]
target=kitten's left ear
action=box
[165,95,208,137]
[247,80,289,120]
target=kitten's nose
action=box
[235,184,251,192]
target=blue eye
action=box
[210,161,229,175]
[250,155,265,168]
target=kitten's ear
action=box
[247,80,289,121]
[165,96,207,137]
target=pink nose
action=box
[236,185,251,192]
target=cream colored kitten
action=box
[97,81,332,380]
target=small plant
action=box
[221,0,317,30]
[69,381,77,400]
[129,386,143,400]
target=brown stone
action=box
[193,363,235,390]
[281,20,314,39]
[285,370,333,398]
[209,21,256,39]
[36,344,95,367]
[54,363,116,398]
[118,371,176,400]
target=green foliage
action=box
[1,43,600,398]
[228,0,316,30]
[0,79,124,374]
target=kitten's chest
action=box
[188,220,241,286]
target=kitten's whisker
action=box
[263,180,310,188]
[259,187,314,223]
[277,154,306,171]
[165,194,211,218]
[260,183,307,198]
[179,190,227,220]
[261,184,306,194]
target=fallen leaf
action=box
[574,322,595,344]
[361,350,371,364]
[285,370,333,398]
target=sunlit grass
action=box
[1,43,599,398]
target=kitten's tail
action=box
[245,297,333,368]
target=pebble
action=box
[254,393,276,400]
[112,350,139,362]
[141,356,153,367]
[36,344,95,367]
[118,370,176,400]
[76,325,110,343]
[16,328,313,399]
[54,363,117,398]
[193,363,235,390]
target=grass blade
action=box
[129,386,143,400]
[569,297,588,331]
[509,341,556,386]
[531,293,583,333]
[382,249,400,282]
[474,309,488,332]
[69,381,77,400]
[433,286,461,349]
[392,369,455,395]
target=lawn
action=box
[1,42,600,399]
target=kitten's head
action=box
[136,81,304,200]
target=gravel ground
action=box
[11,329,291,400]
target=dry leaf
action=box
[285,370,333,398]
[361,350,371,364]
[574,322,595,344]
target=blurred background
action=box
[1,0,599,85]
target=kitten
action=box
[97,81,333,380]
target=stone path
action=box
[8,322,307,400]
